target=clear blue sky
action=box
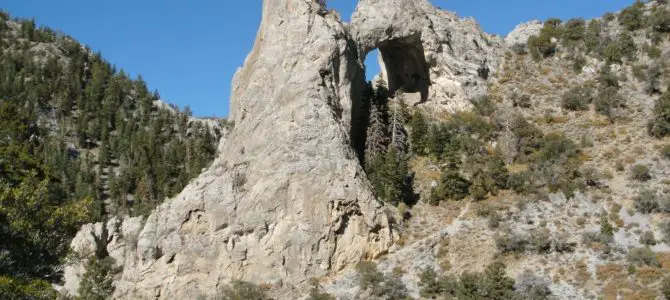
[2,0,634,117]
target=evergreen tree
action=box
[389,100,409,156]
[77,257,115,300]
[650,90,670,138]
[409,111,428,155]
[365,104,389,163]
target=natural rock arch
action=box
[374,35,430,102]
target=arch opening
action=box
[363,35,430,104]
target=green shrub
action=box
[640,231,657,246]
[585,20,603,53]
[600,214,615,238]
[603,12,617,23]
[582,231,612,246]
[481,262,518,300]
[422,262,527,300]
[376,275,408,300]
[627,247,660,267]
[632,64,647,81]
[467,154,509,201]
[645,65,663,95]
[662,276,670,300]
[631,164,651,182]
[561,86,593,111]
[634,189,659,213]
[511,43,527,55]
[507,171,533,195]
[603,43,623,63]
[528,19,562,60]
[597,65,620,89]
[619,0,645,31]
[649,6,670,33]
[356,261,385,294]
[603,32,636,63]
[429,169,470,204]
[661,221,670,243]
[77,257,116,300]
[649,91,670,138]
[512,93,532,108]
[418,267,444,298]
[488,212,501,229]
[537,133,578,164]
[356,262,407,298]
[510,117,543,161]
[562,18,586,47]
[572,55,587,73]
[551,233,573,253]
[595,86,624,119]
[647,45,662,58]
[494,229,528,254]
[618,32,637,60]
[661,144,670,160]
[0,276,57,300]
[307,278,335,300]
[529,228,551,253]
[470,95,496,117]
[218,280,267,300]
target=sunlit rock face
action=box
[351,0,501,111]
[65,0,504,298]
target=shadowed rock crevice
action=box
[376,35,430,102]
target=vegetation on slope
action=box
[0,11,221,298]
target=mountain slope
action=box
[6,0,670,299]
[0,10,223,299]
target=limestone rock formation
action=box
[65,0,506,298]
[504,20,543,46]
[351,0,502,111]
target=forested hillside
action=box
[0,10,222,298]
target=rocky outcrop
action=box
[72,1,395,299]
[65,0,505,298]
[504,20,543,46]
[351,0,502,111]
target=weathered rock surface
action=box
[65,0,508,298]
[504,20,543,46]
[110,1,395,298]
[351,0,502,111]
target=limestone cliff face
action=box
[352,0,501,111]
[65,0,503,298]
[105,1,392,298]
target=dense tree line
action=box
[362,80,415,206]
[0,12,220,298]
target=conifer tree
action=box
[409,111,428,155]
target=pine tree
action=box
[409,111,428,155]
[77,257,115,300]
[365,104,388,163]
[483,262,516,300]
[389,100,408,156]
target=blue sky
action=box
[2,0,634,117]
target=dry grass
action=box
[410,157,441,182]
[635,266,662,285]
[574,260,592,285]
[596,263,626,281]
[657,252,670,270]
[630,287,658,300]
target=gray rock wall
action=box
[65,0,505,298]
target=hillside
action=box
[3,0,670,300]
[0,10,224,299]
